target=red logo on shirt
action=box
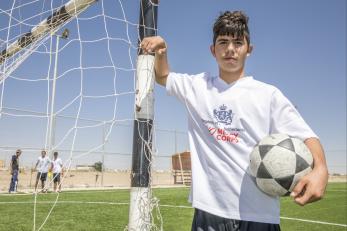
[208,127,239,143]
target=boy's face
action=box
[210,35,252,75]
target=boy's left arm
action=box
[290,137,329,206]
[10,157,13,175]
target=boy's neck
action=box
[219,69,245,84]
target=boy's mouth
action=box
[223,57,237,63]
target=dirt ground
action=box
[0,169,176,192]
[0,169,345,193]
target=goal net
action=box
[0,0,167,230]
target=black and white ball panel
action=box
[256,178,289,197]
[291,137,313,167]
[249,134,313,197]
[261,145,297,178]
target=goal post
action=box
[1,0,163,229]
[128,0,158,230]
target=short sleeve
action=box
[166,72,194,103]
[270,88,318,141]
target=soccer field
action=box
[0,183,345,231]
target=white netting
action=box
[0,0,164,230]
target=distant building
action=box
[75,164,95,171]
[171,151,191,185]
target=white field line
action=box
[0,201,128,205]
[0,187,343,195]
[0,200,346,227]
[280,216,347,227]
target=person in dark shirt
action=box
[9,149,22,193]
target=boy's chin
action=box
[220,66,242,74]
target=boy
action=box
[34,150,51,192]
[51,151,63,192]
[141,11,328,231]
[9,149,22,193]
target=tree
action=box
[94,161,103,172]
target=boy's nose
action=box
[225,43,235,55]
[227,42,236,51]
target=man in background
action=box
[51,151,63,193]
[9,149,22,193]
[34,150,51,192]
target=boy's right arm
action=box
[10,157,13,174]
[140,36,169,86]
[34,160,38,171]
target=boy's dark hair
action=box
[213,11,250,46]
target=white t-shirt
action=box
[36,156,51,173]
[52,158,63,173]
[166,72,317,224]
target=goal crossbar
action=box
[0,0,97,84]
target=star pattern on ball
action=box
[250,134,313,197]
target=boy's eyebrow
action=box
[216,38,230,42]
[216,36,244,42]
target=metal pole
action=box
[128,0,158,230]
[176,130,186,185]
[48,29,69,157]
[47,35,60,156]
[101,122,105,187]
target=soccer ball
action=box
[249,134,313,197]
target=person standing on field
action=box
[34,150,51,192]
[9,149,22,193]
[51,151,63,193]
[140,10,328,231]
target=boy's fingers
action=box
[290,179,306,198]
[157,48,167,55]
[293,185,323,206]
[141,41,154,54]
[140,36,166,55]
[294,191,311,206]
[291,178,320,206]
[140,40,149,49]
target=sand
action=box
[0,169,177,193]
[0,169,345,193]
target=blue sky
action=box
[0,0,345,173]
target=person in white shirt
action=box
[140,11,329,231]
[34,150,51,192]
[51,151,63,193]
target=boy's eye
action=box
[218,41,227,45]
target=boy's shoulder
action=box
[169,72,212,86]
[245,77,279,92]
[188,72,215,83]
[170,72,209,79]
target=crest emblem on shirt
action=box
[213,104,233,125]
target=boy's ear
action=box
[210,44,216,57]
[247,44,253,56]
